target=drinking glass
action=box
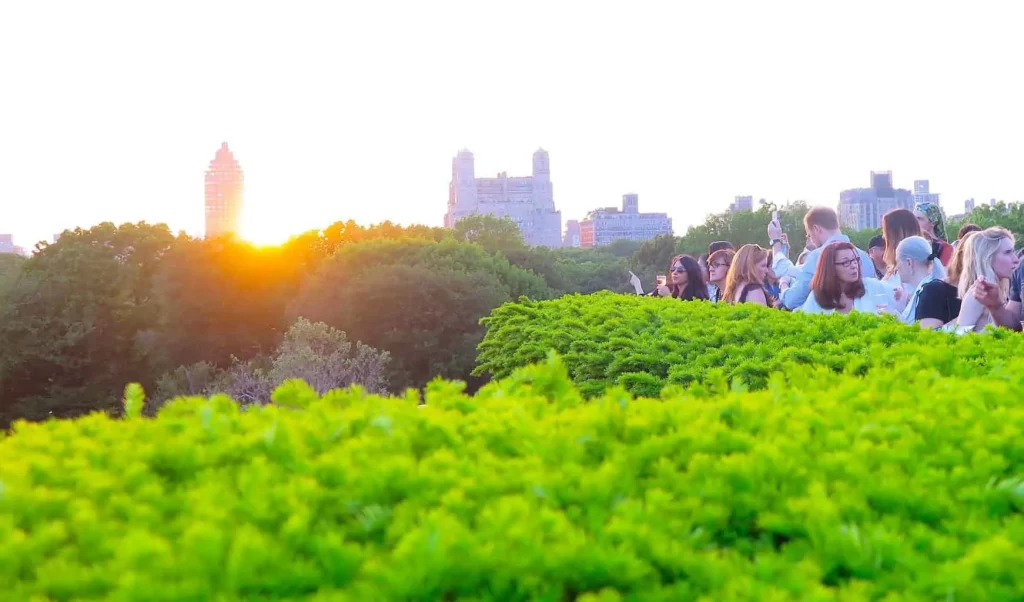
[871,293,890,314]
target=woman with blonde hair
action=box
[955,227,1020,332]
[723,244,772,306]
[945,230,974,287]
[881,208,921,284]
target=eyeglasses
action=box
[711,262,730,269]
[670,265,687,272]
[834,257,862,269]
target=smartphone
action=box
[772,210,781,228]
[656,274,667,286]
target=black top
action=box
[915,280,961,324]
[739,282,775,306]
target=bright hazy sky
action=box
[2,1,1023,246]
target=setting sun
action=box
[240,211,292,246]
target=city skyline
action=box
[3,1,1024,246]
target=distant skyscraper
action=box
[965,198,976,213]
[204,142,244,238]
[578,194,672,247]
[445,149,562,247]
[0,234,13,254]
[729,195,754,213]
[839,171,913,230]
[913,180,940,205]
[563,220,581,247]
[872,171,895,198]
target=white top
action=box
[955,284,995,332]
[798,278,899,315]
[773,234,876,310]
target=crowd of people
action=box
[648,202,1024,334]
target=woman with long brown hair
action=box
[723,244,772,306]
[881,208,921,283]
[653,254,709,300]
[799,242,896,314]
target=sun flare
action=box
[240,212,292,246]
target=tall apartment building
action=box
[578,194,672,247]
[0,234,13,254]
[729,195,754,213]
[204,142,244,238]
[913,180,940,205]
[445,149,562,248]
[965,198,976,213]
[563,220,581,247]
[839,171,914,230]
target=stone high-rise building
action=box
[839,171,914,230]
[729,195,754,213]
[445,149,562,248]
[204,142,244,238]
[578,194,672,247]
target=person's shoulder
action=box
[799,293,822,313]
[922,279,955,294]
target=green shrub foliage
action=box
[475,292,1024,397]
[2,357,1024,600]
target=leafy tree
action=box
[266,317,389,395]
[142,237,302,376]
[451,214,526,254]
[153,319,390,409]
[0,222,177,426]
[604,239,643,258]
[280,220,449,274]
[847,228,882,251]
[628,234,679,290]
[0,253,23,294]
[677,202,811,255]
[947,202,1024,240]
[289,239,547,391]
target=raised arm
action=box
[973,277,1022,330]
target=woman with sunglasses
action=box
[653,254,710,300]
[799,242,897,314]
[706,248,734,303]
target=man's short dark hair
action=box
[708,241,735,255]
[868,235,885,250]
[804,206,840,232]
[958,223,982,240]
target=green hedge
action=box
[475,292,1024,397]
[2,359,1024,600]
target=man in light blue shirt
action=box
[768,206,875,310]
